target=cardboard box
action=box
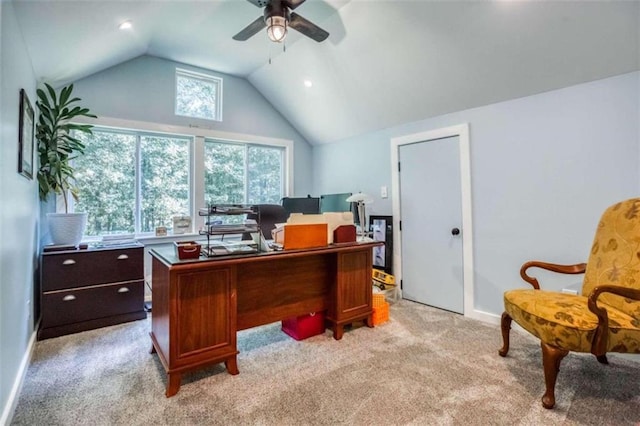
[272,223,328,249]
[287,212,353,244]
[282,311,326,340]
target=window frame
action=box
[63,116,294,241]
[175,68,223,122]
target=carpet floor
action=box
[11,300,640,425]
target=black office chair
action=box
[244,204,289,239]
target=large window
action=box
[175,69,223,121]
[73,130,137,235]
[73,128,192,236]
[204,140,284,205]
[69,124,290,238]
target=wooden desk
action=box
[149,241,380,397]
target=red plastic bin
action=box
[281,311,326,340]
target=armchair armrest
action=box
[588,285,640,356]
[519,261,587,290]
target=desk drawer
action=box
[41,280,144,328]
[42,248,143,291]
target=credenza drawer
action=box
[41,280,144,328]
[42,247,143,291]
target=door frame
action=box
[390,123,474,316]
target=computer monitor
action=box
[320,192,358,223]
[281,196,320,215]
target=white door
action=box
[399,136,464,314]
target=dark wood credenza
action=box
[149,241,380,397]
[39,244,146,340]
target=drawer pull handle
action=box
[62,295,76,302]
[62,259,76,265]
[117,287,130,293]
[117,254,129,260]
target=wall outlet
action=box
[380,186,388,199]
[561,288,578,295]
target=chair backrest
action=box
[582,198,640,318]
[248,204,289,239]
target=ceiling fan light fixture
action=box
[266,16,288,43]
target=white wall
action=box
[71,55,314,196]
[0,1,39,424]
[313,72,640,317]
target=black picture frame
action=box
[18,88,35,180]
[369,215,393,274]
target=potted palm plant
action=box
[36,83,97,246]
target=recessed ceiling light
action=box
[119,20,132,30]
[303,80,313,88]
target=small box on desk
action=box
[281,311,326,340]
[333,225,356,243]
[174,241,201,260]
[272,223,328,250]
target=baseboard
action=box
[0,329,37,426]
[466,308,500,325]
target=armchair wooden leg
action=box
[541,342,568,409]
[596,354,609,364]
[498,312,512,357]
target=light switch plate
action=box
[381,186,388,198]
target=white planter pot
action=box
[47,212,88,246]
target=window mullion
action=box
[244,145,249,204]
[135,134,142,235]
[193,136,205,230]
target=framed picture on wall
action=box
[369,215,393,274]
[18,88,35,180]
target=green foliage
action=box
[70,128,284,237]
[36,83,97,212]
[176,74,218,120]
[73,131,137,235]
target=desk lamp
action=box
[346,192,373,241]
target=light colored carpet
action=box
[11,300,640,425]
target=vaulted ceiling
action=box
[13,0,640,145]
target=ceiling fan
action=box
[233,0,329,43]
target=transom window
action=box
[175,68,223,121]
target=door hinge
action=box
[400,279,403,289]
[398,161,401,172]
[399,220,402,231]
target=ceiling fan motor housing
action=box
[264,1,290,23]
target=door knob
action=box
[451,228,460,236]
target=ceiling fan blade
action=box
[283,0,306,10]
[289,12,329,42]
[233,16,266,41]
[245,0,272,8]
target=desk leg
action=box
[225,356,239,375]
[333,325,344,340]
[364,314,374,328]
[166,372,181,397]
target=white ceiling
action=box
[13,0,640,145]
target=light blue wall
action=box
[71,55,314,196]
[313,72,640,316]
[0,1,39,423]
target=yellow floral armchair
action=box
[499,198,640,409]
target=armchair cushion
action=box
[581,199,640,318]
[504,289,640,353]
